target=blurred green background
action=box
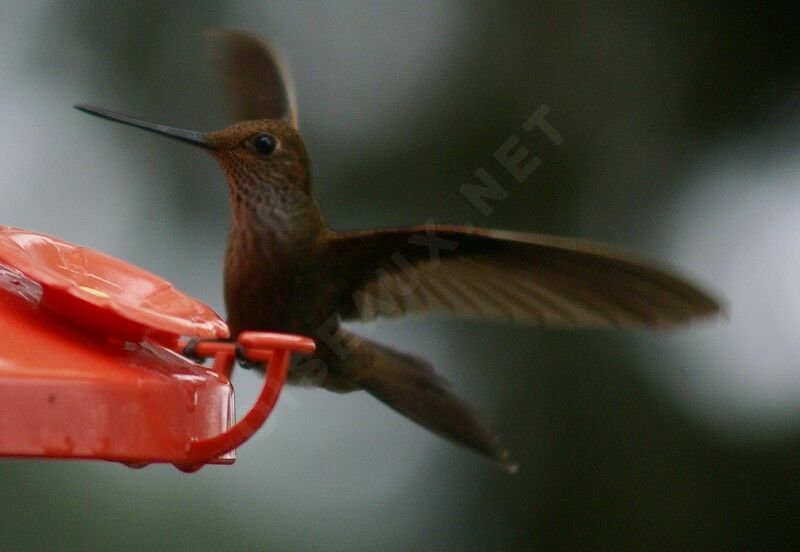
[1,1,800,550]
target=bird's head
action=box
[74,106,313,215]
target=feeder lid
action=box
[0,226,228,343]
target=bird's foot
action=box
[181,337,264,370]
[235,343,264,370]
[181,337,210,363]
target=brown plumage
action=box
[75,30,721,471]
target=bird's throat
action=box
[228,186,326,261]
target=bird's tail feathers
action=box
[354,339,516,472]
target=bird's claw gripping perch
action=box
[235,343,264,370]
[181,337,205,364]
[180,337,264,370]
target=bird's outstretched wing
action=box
[209,29,299,128]
[324,224,721,327]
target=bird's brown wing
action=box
[209,29,299,128]
[324,225,721,327]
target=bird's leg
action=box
[234,343,264,370]
[181,337,264,370]
[181,337,232,363]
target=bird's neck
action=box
[226,177,327,264]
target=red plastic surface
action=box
[0,226,316,470]
[0,226,228,344]
[0,286,236,466]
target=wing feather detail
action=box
[210,30,299,127]
[324,225,721,328]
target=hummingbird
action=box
[76,31,721,471]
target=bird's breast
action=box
[223,239,331,336]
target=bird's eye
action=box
[252,133,277,156]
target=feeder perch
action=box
[0,226,314,471]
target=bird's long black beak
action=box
[74,104,214,149]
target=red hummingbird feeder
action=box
[0,226,314,472]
